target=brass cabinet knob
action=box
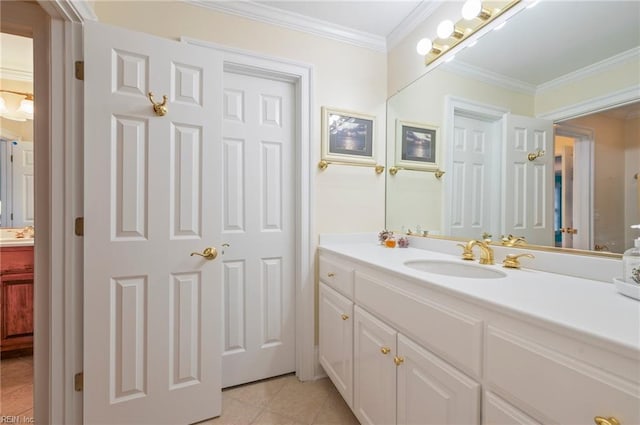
[327,272,335,277]
[380,347,391,355]
[594,417,620,425]
[190,247,218,260]
[393,355,404,366]
[502,253,534,269]
[341,314,349,321]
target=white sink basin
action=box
[404,259,506,279]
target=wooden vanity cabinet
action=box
[0,246,34,353]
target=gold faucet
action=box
[469,240,495,265]
[501,234,526,247]
[457,241,476,261]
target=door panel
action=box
[354,306,397,425]
[84,22,223,425]
[221,72,296,387]
[319,282,354,407]
[503,114,554,246]
[397,334,480,425]
[448,115,497,238]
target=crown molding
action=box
[386,1,443,50]
[442,60,536,94]
[537,47,640,93]
[537,86,640,121]
[37,0,97,23]
[0,68,33,82]
[185,0,387,52]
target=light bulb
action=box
[18,99,34,116]
[462,0,482,20]
[437,20,455,39]
[0,97,7,114]
[416,38,433,56]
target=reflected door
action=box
[503,114,554,246]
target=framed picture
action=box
[396,120,439,171]
[321,107,376,165]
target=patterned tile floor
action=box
[0,355,34,421]
[1,356,358,425]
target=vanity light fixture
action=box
[417,0,522,67]
[0,90,34,121]
[462,0,492,20]
[437,20,465,39]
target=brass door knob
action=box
[393,355,404,366]
[341,314,349,321]
[380,347,391,355]
[594,417,620,425]
[327,272,335,277]
[190,247,218,260]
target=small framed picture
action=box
[396,120,439,170]
[321,107,376,165]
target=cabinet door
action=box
[319,283,354,407]
[397,334,480,425]
[354,306,397,425]
[1,273,34,339]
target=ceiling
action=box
[0,33,33,82]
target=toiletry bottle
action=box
[623,224,640,284]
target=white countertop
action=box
[0,228,35,247]
[0,238,34,247]
[319,240,640,353]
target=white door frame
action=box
[554,124,595,250]
[183,38,316,382]
[3,1,91,424]
[442,96,509,237]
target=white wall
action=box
[94,1,388,236]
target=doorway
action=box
[0,31,35,421]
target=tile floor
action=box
[0,354,34,421]
[1,356,359,425]
[198,374,360,425]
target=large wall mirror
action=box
[386,0,640,255]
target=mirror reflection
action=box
[0,33,35,232]
[386,0,640,254]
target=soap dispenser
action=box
[623,224,640,284]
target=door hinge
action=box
[74,372,83,391]
[74,217,84,236]
[10,154,13,163]
[75,61,84,81]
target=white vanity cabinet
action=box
[318,247,640,425]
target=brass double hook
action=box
[147,92,168,116]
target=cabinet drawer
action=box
[0,247,34,274]
[319,255,354,299]
[355,271,483,379]
[486,325,640,424]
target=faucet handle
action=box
[501,234,526,247]
[457,243,475,261]
[502,253,535,269]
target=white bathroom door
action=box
[448,115,498,239]
[84,22,224,424]
[220,71,296,387]
[503,114,554,246]
[10,140,34,227]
